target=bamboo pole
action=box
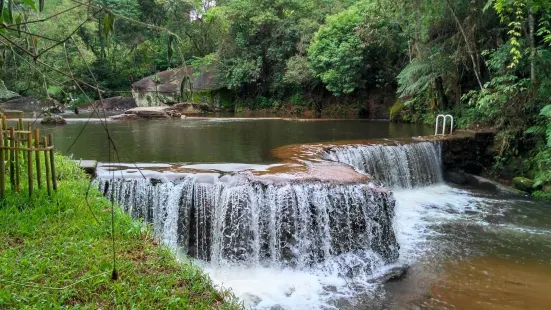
[9,128,15,192]
[0,122,4,199]
[15,137,20,193]
[18,118,23,145]
[44,136,51,196]
[27,132,33,197]
[34,129,41,188]
[2,115,6,161]
[48,134,57,191]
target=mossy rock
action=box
[389,101,405,122]
[512,177,535,192]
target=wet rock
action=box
[444,170,467,185]
[41,115,67,125]
[512,177,535,192]
[270,305,284,310]
[242,293,262,307]
[284,287,295,297]
[373,264,408,283]
[465,174,524,195]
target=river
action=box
[33,117,551,309]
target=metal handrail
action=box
[435,114,454,135]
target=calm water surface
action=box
[33,118,431,163]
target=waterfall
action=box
[98,174,399,277]
[323,141,443,189]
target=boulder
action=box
[444,170,467,185]
[1,97,54,112]
[0,80,19,101]
[41,115,67,125]
[465,174,525,196]
[512,177,535,192]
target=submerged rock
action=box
[512,177,535,192]
[41,115,67,125]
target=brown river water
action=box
[19,116,551,309]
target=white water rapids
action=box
[97,141,540,309]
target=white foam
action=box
[201,264,354,310]
[392,184,491,262]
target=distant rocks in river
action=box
[80,96,137,112]
[109,102,216,121]
[1,97,60,112]
[110,106,182,120]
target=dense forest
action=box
[0,0,550,195]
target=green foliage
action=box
[308,7,365,95]
[0,155,241,308]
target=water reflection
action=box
[34,119,431,163]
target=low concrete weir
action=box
[94,130,494,294]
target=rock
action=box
[465,174,524,196]
[165,109,182,118]
[80,96,137,112]
[512,177,535,192]
[0,80,19,101]
[543,184,551,193]
[1,97,54,112]
[241,293,262,307]
[168,102,217,115]
[110,113,140,121]
[41,115,67,125]
[444,170,467,185]
[124,107,170,119]
[372,264,408,283]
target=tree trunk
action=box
[444,0,484,90]
[435,76,449,109]
[528,8,537,83]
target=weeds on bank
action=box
[0,154,241,309]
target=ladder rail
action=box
[435,114,454,136]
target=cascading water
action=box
[323,141,443,189]
[98,174,398,277]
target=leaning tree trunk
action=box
[445,0,484,90]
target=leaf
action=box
[540,105,551,117]
[483,0,494,12]
[21,0,37,11]
[102,12,115,39]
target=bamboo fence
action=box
[0,115,57,199]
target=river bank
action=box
[0,155,240,309]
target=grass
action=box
[0,155,241,309]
